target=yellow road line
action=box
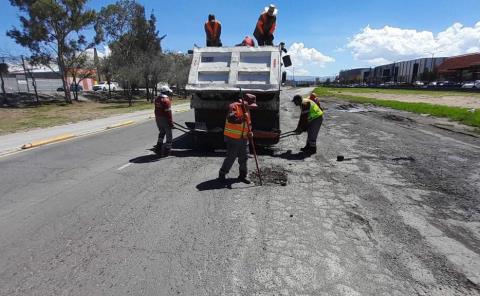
[106,120,135,129]
[21,133,76,150]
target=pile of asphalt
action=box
[249,166,288,186]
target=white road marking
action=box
[117,163,132,171]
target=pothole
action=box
[336,103,368,113]
[249,166,288,186]
[391,156,416,164]
[383,114,414,122]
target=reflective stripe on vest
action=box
[224,104,249,139]
[224,120,248,139]
[303,99,323,122]
[206,21,219,39]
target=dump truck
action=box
[185,45,290,148]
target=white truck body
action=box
[186,46,285,147]
[186,46,282,92]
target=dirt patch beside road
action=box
[339,91,480,109]
[0,98,189,135]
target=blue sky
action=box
[2,0,480,76]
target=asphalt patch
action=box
[383,114,414,123]
[249,166,288,186]
[336,103,358,110]
[336,103,369,113]
[391,156,416,164]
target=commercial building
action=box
[337,57,447,85]
[338,68,370,84]
[437,53,480,81]
[5,65,97,92]
[367,57,446,84]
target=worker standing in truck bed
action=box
[205,14,222,47]
[253,4,277,46]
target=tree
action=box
[23,58,40,104]
[98,56,115,100]
[98,1,164,101]
[166,52,191,98]
[7,0,99,103]
[65,50,97,101]
[0,62,7,96]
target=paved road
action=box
[0,88,479,295]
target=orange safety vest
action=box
[205,21,220,40]
[256,13,276,35]
[224,103,251,139]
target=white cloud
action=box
[287,42,335,75]
[347,22,480,65]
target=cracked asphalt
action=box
[0,88,479,295]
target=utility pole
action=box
[292,66,295,87]
[21,55,30,93]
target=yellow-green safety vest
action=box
[303,99,323,122]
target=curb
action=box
[21,133,76,150]
[106,120,135,130]
[7,106,192,155]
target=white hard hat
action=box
[160,85,172,93]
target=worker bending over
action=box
[205,14,222,47]
[253,4,277,46]
[292,94,324,155]
[153,86,174,156]
[219,94,258,184]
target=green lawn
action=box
[0,98,190,135]
[323,86,480,98]
[314,87,480,128]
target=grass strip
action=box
[314,87,480,128]
[0,98,190,135]
[321,86,480,98]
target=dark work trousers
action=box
[156,117,172,149]
[219,137,249,175]
[255,34,274,46]
[307,116,323,147]
[206,39,222,47]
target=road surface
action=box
[0,88,479,295]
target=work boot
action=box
[162,147,171,157]
[153,143,162,154]
[300,144,309,152]
[238,171,251,184]
[218,172,226,182]
[306,146,317,155]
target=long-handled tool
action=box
[279,130,297,139]
[239,89,263,186]
[173,121,191,133]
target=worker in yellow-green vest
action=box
[292,94,324,155]
[218,93,258,184]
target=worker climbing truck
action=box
[185,44,290,148]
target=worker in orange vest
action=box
[253,4,277,46]
[219,93,258,184]
[153,86,174,157]
[205,14,222,47]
